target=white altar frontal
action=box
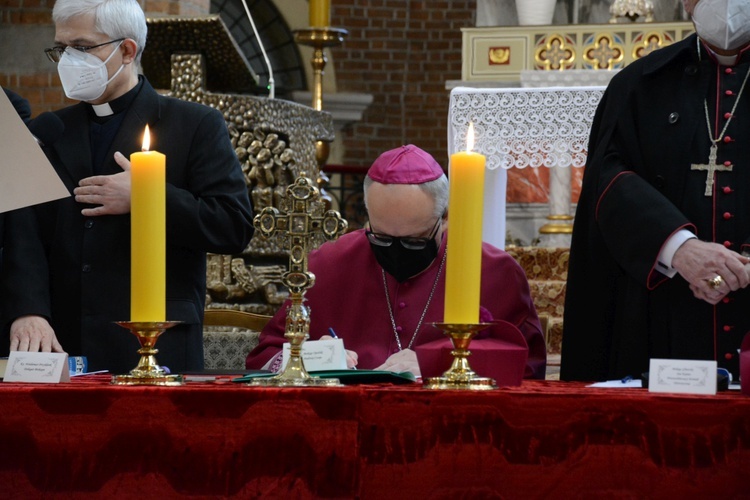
[447,86,605,248]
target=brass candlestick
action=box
[249,175,348,387]
[294,27,348,113]
[294,27,347,170]
[111,321,184,386]
[423,323,497,390]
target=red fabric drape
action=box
[0,378,748,498]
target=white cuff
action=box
[657,229,696,278]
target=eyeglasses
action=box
[366,217,441,250]
[44,38,125,63]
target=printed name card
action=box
[647,358,717,395]
[282,338,347,371]
[3,351,70,383]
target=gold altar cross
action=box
[251,175,348,386]
[691,145,732,197]
[254,175,348,294]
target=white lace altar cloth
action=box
[447,86,605,248]
[448,86,605,170]
[520,69,620,89]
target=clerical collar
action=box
[92,102,114,117]
[87,78,143,121]
[699,38,750,67]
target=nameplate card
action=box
[3,351,70,383]
[282,338,347,371]
[647,358,717,395]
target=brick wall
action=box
[1,0,52,24]
[331,0,475,169]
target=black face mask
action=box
[369,237,439,282]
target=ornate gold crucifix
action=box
[251,175,348,386]
[691,145,733,197]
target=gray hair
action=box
[363,173,449,220]
[53,0,147,63]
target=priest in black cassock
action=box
[562,0,750,382]
[0,0,254,373]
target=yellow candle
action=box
[444,123,485,324]
[309,0,330,27]
[129,125,166,322]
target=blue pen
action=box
[621,375,633,383]
[328,327,356,369]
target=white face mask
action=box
[57,41,125,102]
[693,0,750,51]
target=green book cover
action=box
[232,369,417,385]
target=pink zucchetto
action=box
[366,144,445,185]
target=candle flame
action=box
[142,125,150,152]
[466,123,475,152]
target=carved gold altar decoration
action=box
[583,34,624,70]
[534,34,575,71]
[609,0,655,24]
[250,176,348,386]
[461,21,692,83]
[142,16,335,316]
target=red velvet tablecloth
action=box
[0,377,748,498]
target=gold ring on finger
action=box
[708,275,724,290]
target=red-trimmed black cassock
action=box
[562,33,750,382]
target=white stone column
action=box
[549,165,571,217]
[482,167,508,250]
[539,166,573,247]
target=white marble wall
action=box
[477,0,688,26]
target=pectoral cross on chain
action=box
[691,145,733,197]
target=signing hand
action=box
[375,348,420,377]
[74,151,132,216]
[672,239,750,304]
[9,315,65,353]
[319,334,359,369]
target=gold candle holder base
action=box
[248,370,341,388]
[246,334,342,387]
[111,321,184,386]
[539,214,574,234]
[247,299,341,388]
[422,323,497,391]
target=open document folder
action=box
[0,91,69,214]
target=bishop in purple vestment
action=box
[246,145,546,378]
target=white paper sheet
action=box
[0,90,70,214]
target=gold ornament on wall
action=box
[583,34,624,70]
[534,34,575,71]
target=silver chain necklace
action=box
[692,38,750,196]
[381,251,447,351]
